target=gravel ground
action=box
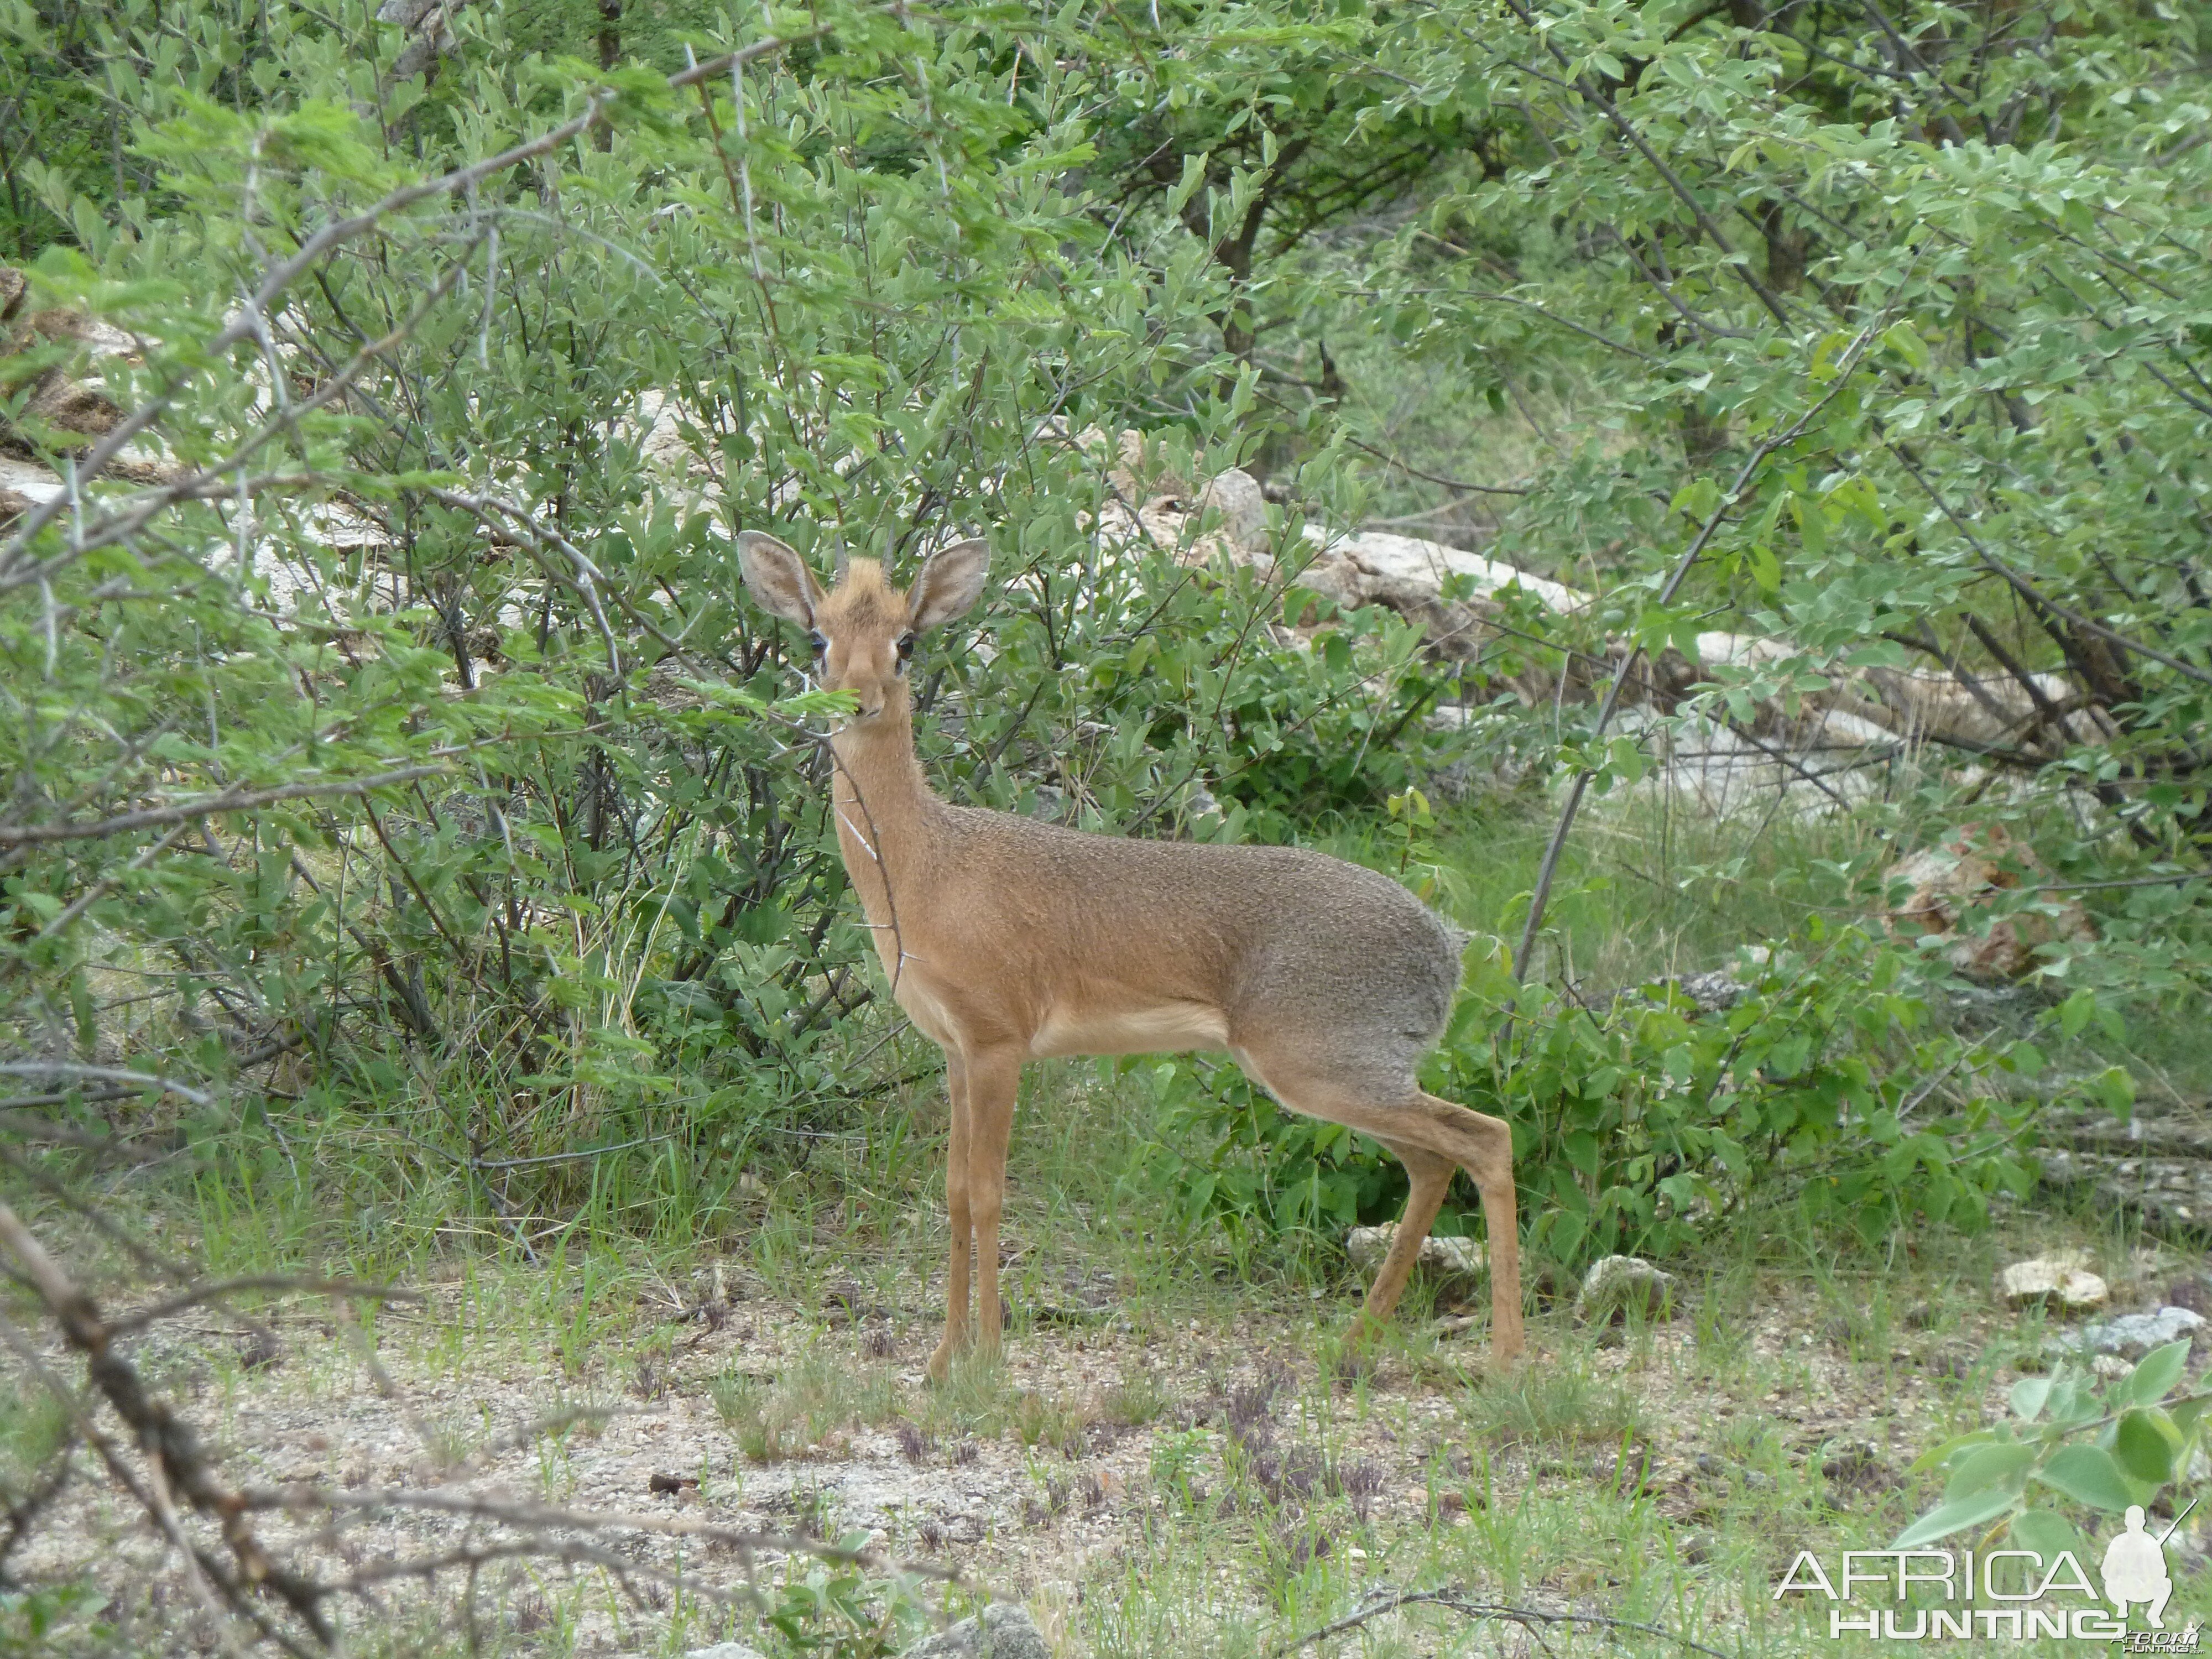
[11,1232,2211,1655]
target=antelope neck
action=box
[827,696,945,909]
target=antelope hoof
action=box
[1351,1296,1402,1343]
[926,1337,960,1384]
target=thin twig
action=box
[240,1482,966,1583]
[1513,326,1879,980]
[108,1275,421,1337]
[1271,1584,1730,1659]
[1883,435,2212,692]
[467,1134,671,1171]
[2012,872,2205,895]
[29,820,196,942]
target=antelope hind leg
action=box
[1421,1093,1525,1364]
[1233,1047,1524,1365]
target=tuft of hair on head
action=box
[838,556,894,597]
[819,557,905,632]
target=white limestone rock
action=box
[1574,1255,1677,1323]
[1997,1255,2110,1312]
[1345,1222,1486,1278]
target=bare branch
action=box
[1271,1584,1730,1659]
[108,1275,422,1336]
[0,1062,214,1106]
[0,27,820,575]
[240,1483,964,1583]
[0,1203,331,1644]
[1514,324,1881,980]
[1885,435,2212,692]
[0,765,448,847]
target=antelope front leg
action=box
[928,1047,972,1384]
[1359,1141,1455,1329]
[962,1045,1022,1366]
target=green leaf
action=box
[2114,1409,2179,1485]
[1790,493,1826,557]
[2034,1445,2137,1512]
[1748,540,1781,594]
[2010,1377,2054,1423]
[2058,989,2095,1039]
[1563,1130,1600,1179]
[1892,1483,2019,1548]
[2122,1340,2190,1408]
[1671,478,1721,520]
[2096,1066,2136,1114]
[1910,1429,1998,1475]
[1944,1441,2036,1502]
[2007,1507,2086,1560]
[2047,1379,2102,1428]
[1166,151,1208,217]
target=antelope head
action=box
[738,531,990,724]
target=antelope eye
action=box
[896,632,916,662]
[807,630,827,657]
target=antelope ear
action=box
[907,539,990,633]
[738,531,826,628]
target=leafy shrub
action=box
[1155,922,2119,1267]
[1900,1339,2207,1563]
[760,1533,911,1657]
[7,0,2208,1265]
[0,0,1466,1227]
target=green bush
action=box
[1901,1338,2209,1564]
[1156,922,2127,1268]
[6,0,2209,1255]
[0,1,1464,1222]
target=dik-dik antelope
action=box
[738,530,1524,1378]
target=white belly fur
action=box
[1029,999,1230,1059]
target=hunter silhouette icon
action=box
[2102,1506,2174,1627]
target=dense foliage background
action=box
[3,0,2209,1271]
